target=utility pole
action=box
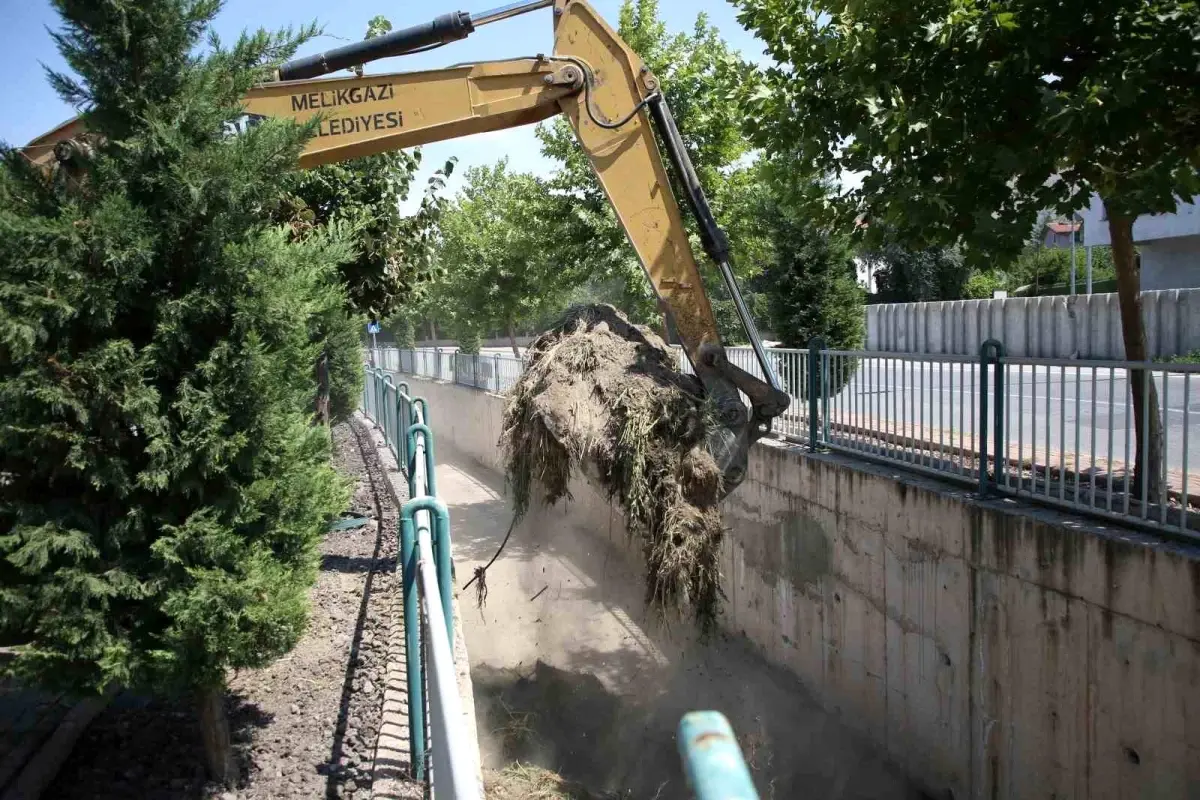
[1070,214,1078,295]
[1086,245,1093,294]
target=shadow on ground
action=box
[47,691,272,799]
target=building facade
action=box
[1078,194,1200,290]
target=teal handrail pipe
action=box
[411,397,429,428]
[382,374,397,451]
[406,423,438,497]
[399,495,451,780]
[398,501,425,780]
[678,711,759,800]
[362,358,476,793]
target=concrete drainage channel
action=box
[372,370,933,799]
[434,444,926,800]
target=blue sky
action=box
[2,0,770,210]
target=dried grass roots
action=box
[500,304,726,628]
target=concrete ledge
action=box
[394,375,1200,800]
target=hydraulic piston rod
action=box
[471,0,555,27]
[277,0,554,81]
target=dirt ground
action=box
[48,420,417,800]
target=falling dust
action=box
[498,304,726,630]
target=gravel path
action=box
[48,419,416,799]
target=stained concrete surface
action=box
[438,447,923,800]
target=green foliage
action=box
[1160,349,1200,364]
[733,0,1200,258]
[427,161,578,345]
[865,242,968,303]
[364,15,392,39]
[534,0,768,332]
[325,311,366,423]
[763,185,864,396]
[711,291,770,345]
[284,150,453,321]
[766,216,864,352]
[963,270,1009,300]
[1010,246,1115,293]
[386,313,416,349]
[0,0,348,695]
[453,320,483,355]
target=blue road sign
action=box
[367,321,381,334]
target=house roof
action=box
[1046,220,1081,234]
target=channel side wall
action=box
[402,374,1200,800]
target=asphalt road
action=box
[788,358,1200,475]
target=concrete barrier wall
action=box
[867,288,1200,358]
[406,375,1200,799]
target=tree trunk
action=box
[507,324,521,359]
[1106,201,1163,502]
[428,318,437,343]
[198,682,239,788]
[315,348,330,425]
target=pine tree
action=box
[0,0,351,785]
[764,202,864,397]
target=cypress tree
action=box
[0,0,350,784]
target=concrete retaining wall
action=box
[406,375,1200,799]
[867,288,1200,358]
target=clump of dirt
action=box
[500,304,725,629]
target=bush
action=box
[454,320,483,354]
[0,1,349,784]
[326,312,367,423]
[387,314,417,349]
[964,269,1009,299]
[764,213,864,398]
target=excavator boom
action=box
[22,0,789,492]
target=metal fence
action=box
[375,344,1200,541]
[994,355,1200,537]
[362,366,480,798]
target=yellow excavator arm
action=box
[23,0,789,492]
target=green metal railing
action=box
[361,366,478,798]
[378,339,1200,540]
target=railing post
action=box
[992,340,1006,493]
[431,501,454,651]
[382,375,397,452]
[374,368,385,431]
[494,353,501,393]
[979,339,1004,497]
[822,349,831,443]
[398,510,424,781]
[412,397,429,429]
[406,423,438,498]
[807,337,825,451]
[396,392,410,475]
[678,711,759,800]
